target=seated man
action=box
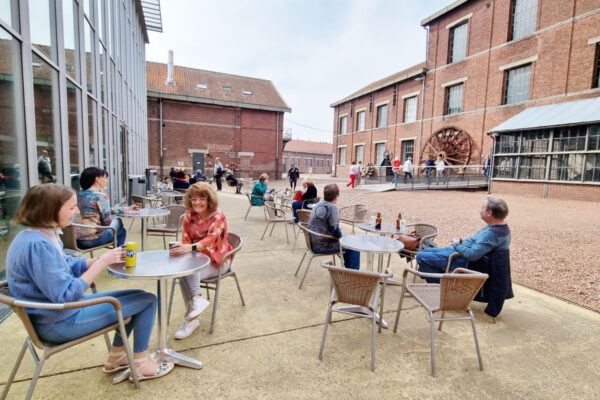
[416,197,510,283]
[225,169,242,194]
[194,169,206,181]
[159,176,171,191]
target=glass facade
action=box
[0,0,151,272]
[493,124,600,184]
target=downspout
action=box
[159,98,164,178]
[417,25,429,166]
[276,112,280,179]
[333,107,339,177]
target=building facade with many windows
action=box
[0,0,159,272]
[331,0,600,199]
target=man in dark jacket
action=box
[291,178,317,223]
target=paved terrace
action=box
[1,191,599,399]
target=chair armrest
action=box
[445,251,462,273]
[13,295,123,312]
[402,267,445,281]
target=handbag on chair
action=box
[397,231,421,251]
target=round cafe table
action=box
[116,208,170,251]
[359,222,405,236]
[108,250,210,379]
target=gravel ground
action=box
[269,175,600,312]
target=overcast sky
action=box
[146,0,451,144]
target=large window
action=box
[375,143,386,165]
[593,43,600,89]
[402,140,414,161]
[448,22,468,63]
[504,64,531,104]
[584,154,600,182]
[376,104,388,128]
[553,127,586,152]
[518,156,546,180]
[550,154,584,181]
[521,130,550,153]
[445,84,463,115]
[403,96,417,123]
[510,0,538,41]
[339,115,347,134]
[338,147,346,166]
[356,110,365,131]
[355,145,364,163]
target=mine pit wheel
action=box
[420,127,472,167]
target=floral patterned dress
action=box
[181,209,232,267]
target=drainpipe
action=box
[159,98,164,178]
[276,112,280,179]
[417,25,429,167]
[333,107,338,177]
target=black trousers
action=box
[215,175,222,191]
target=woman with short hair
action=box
[250,173,269,206]
[6,184,173,381]
[291,177,317,223]
[169,182,233,339]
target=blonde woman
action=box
[291,177,317,222]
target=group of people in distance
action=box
[164,159,242,193]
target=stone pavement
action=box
[1,192,599,399]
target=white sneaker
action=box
[174,319,200,340]
[185,296,210,320]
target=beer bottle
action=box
[396,213,402,230]
[375,212,382,230]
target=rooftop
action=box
[284,140,333,155]
[420,0,471,26]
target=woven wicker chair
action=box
[339,204,368,233]
[61,223,117,258]
[131,194,162,208]
[0,281,139,399]
[261,201,295,243]
[318,261,393,372]
[400,223,440,270]
[294,223,340,289]
[243,192,268,221]
[292,209,312,251]
[167,233,245,334]
[146,205,187,249]
[393,268,488,376]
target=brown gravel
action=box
[269,175,600,312]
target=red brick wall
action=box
[493,180,600,201]
[282,151,332,175]
[147,98,283,179]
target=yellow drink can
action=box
[125,242,137,267]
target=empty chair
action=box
[0,281,139,399]
[131,194,162,208]
[167,233,245,334]
[294,223,340,289]
[292,209,312,251]
[261,201,295,243]
[338,204,368,233]
[146,205,187,249]
[60,223,117,257]
[318,261,392,372]
[393,268,488,376]
[243,192,267,221]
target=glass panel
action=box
[339,115,347,134]
[99,44,105,103]
[521,129,549,153]
[66,80,81,191]
[504,64,531,104]
[511,0,538,41]
[30,0,56,61]
[87,96,96,164]
[493,156,518,178]
[552,127,586,152]
[357,111,365,131]
[449,22,468,63]
[404,96,417,123]
[549,154,584,181]
[445,84,463,115]
[376,143,386,165]
[102,108,108,170]
[588,125,600,150]
[338,147,346,166]
[119,123,126,200]
[63,0,79,81]
[98,0,105,42]
[584,154,600,182]
[0,26,27,270]
[84,20,95,94]
[518,155,546,180]
[355,145,364,163]
[495,133,520,154]
[32,52,60,183]
[0,0,20,31]
[376,105,387,128]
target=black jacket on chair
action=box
[468,248,514,318]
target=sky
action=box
[146,0,452,144]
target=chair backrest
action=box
[264,201,282,219]
[162,205,187,229]
[175,188,188,194]
[297,209,311,223]
[60,225,79,251]
[0,281,45,349]
[321,261,390,308]
[406,223,439,241]
[439,268,488,311]
[223,232,243,266]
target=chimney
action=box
[165,50,176,86]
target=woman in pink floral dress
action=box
[169,182,233,339]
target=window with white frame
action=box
[339,115,347,134]
[402,140,414,161]
[355,145,364,163]
[504,64,531,104]
[403,96,417,123]
[448,22,468,63]
[338,147,346,166]
[375,143,386,165]
[510,0,538,41]
[445,83,463,115]
[376,104,388,128]
[356,110,365,131]
[327,159,331,168]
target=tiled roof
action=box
[284,140,333,155]
[330,62,426,107]
[146,61,291,112]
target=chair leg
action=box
[393,285,408,333]
[162,234,167,249]
[167,278,177,324]
[232,272,246,306]
[209,281,220,334]
[269,222,276,236]
[244,205,251,221]
[1,339,28,400]
[332,254,336,266]
[283,221,289,243]
[469,309,484,371]
[299,254,313,289]
[292,229,300,251]
[438,311,446,331]
[371,311,377,372]
[429,311,436,376]
[263,206,267,220]
[261,222,271,240]
[318,306,333,361]
[25,354,46,400]
[295,251,307,277]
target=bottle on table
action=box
[396,213,402,230]
[375,212,382,230]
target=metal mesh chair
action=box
[146,205,187,249]
[318,261,392,372]
[292,209,312,251]
[61,223,117,258]
[339,204,368,233]
[167,233,245,334]
[261,201,295,243]
[243,192,267,221]
[393,268,488,376]
[294,223,340,289]
[0,281,139,399]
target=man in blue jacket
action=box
[416,197,510,283]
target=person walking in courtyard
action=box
[346,161,357,189]
[403,156,413,184]
[355,161,363,186]
[391,156,401,185]
[213,158,224,191]
[288,164,300,191]
[425,156,435,183]
[435,155,445,184]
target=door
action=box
[193,152,205,174]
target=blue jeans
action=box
[403,172,412,183]
[34,289,157,353]
[292,201,308,222]
[416,247,468,283]
[313,246,360,270]
[391,171,399,184]
[77,218,126,249]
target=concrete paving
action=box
[1,192,600,399]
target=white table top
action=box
[359,222,404,235]
[339,234,404,253]
[159,191,185,198]
[108,250,210,280]
[117,208,170,218]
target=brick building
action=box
[147,58,291,179]
[282,140,333,176]
[331,0,600,200]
